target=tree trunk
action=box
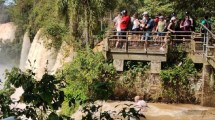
[85,6,90,49]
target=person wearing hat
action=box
[115,10,130,48]
[120,10,130,31]
[168,17,177,33]
[141,11,148,26]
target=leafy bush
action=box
[0,68,69,120]
[58,50,116,116]
[160,59,197,103]
[113,61,149,100]
[44,22,68,49]
[80,102,145,120]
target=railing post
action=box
[203,32,206,56]
[126,31,128,52]
[205,31,209,58]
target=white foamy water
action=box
[0,22,16,43]
[0,63,14,89]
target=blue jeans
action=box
[143,31,151,40]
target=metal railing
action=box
[199,23,215,58]
[106,30,195,53]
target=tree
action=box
[0,0,5,4]
[65,0,116,48]
[138,0,173,17]
[171,0,215,18]
[115,0,144,15]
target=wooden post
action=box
[150,61,161,73]
[113,59,124,71]
[126,31,128,52]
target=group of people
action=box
[113,10,212,51]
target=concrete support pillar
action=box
[113,59,124,71]
[151,61,161,73]
[201,64,215,106]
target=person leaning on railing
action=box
[155,16,167,51]
[115,10,130,48]
[131,13,140,32]
[200,15,211,33]
[114,12,122,48]
[141,13,154,51]
[200,15,212,42]
[119,10,130,38]
[167,16,177,41]
[180,15,192,39]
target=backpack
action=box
[127,16,133,31]
[202,19,211,32]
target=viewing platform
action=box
[103,27,215,73]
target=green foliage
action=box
[115,0,144,14]
[59,50,116,115]
[138,0,173,16]
[120,61,148,91]
[9,0,67,49]
[9,0,34,32]
[57,0,70,25]
[0,67,70,119]
[7,0,215,50]
[163,44,187,68]
[171,0,215,18]
[160,58,197,103]
[80,102,145,120]
[0,80,15,118]
[109,61,149,100]
[0,0,5,4]
[44,22,68,49]
[118,105,146,120]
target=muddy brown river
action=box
[72,101,215,120]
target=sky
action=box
[4,0,14,6]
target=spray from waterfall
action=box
[19,32,31,71]
[0,22,18,89]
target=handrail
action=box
[200,23,215,39]
[199,23,215,59]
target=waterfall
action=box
[19,32,31,71]
[0,22,16,43]
[25,29,57,80]
[0,22,17,89]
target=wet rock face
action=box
[201,65,215,107]
[113,73,162,101]
[25,30,58,80]
[21,29,74,80]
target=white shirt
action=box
[115,17,121,32]
[136,100,147,108]
[132,19,140,30]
